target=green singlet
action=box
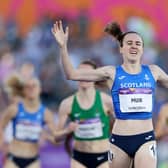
[70,90,110,141]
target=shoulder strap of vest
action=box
[142,64,153,72]
[17,102,24,114]
[70,94,78,119]
[95,90,104,112]
[142,65,155,81]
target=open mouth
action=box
[129,49,138,54]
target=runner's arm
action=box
[44,109,76,138]
[101,92,115,130]
[0,104,17,149]
[52,20,113,82]
[155,105,168,140]
[0,104,17,130]
[150,65,168,88]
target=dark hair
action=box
[79,59,97,69]
[104,22,143,47]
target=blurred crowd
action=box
[0,14,168,167]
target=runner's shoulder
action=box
[60,94,75,109]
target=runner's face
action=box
[120,33,143,64]
[23,79,41,99]
[78,64,95,89]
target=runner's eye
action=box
[127,41,132,45]
[136,41,141,46]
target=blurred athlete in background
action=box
[57,60,114,168]
[0,74,76,168]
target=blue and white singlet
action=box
[12,102,46,143]
[111,65,156,120]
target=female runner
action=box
[52,21,168,168]
[0,74,75,168]
[57,60,114,168]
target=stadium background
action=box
[0,0,168,167]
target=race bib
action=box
[75,118,103,139]
[119,88,152,113]
[16,121,42,141]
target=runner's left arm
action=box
[150,65,168,88]
[155,104,168,140]
[101,93,115,130]
[44,109,77,140]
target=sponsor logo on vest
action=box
[145,74,150,80]
[74,113,80,117]
[20,112,25,117]
[118,76,126,80]
[95,113,100,117]
[37,114,42,120]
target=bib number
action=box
[75,118,103,139]
[16,122,42,141]
[119,88,152,113]
[149,143,157,158]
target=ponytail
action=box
[104,22,123,42]
[4,73,24,97]
[104,21,143,47]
